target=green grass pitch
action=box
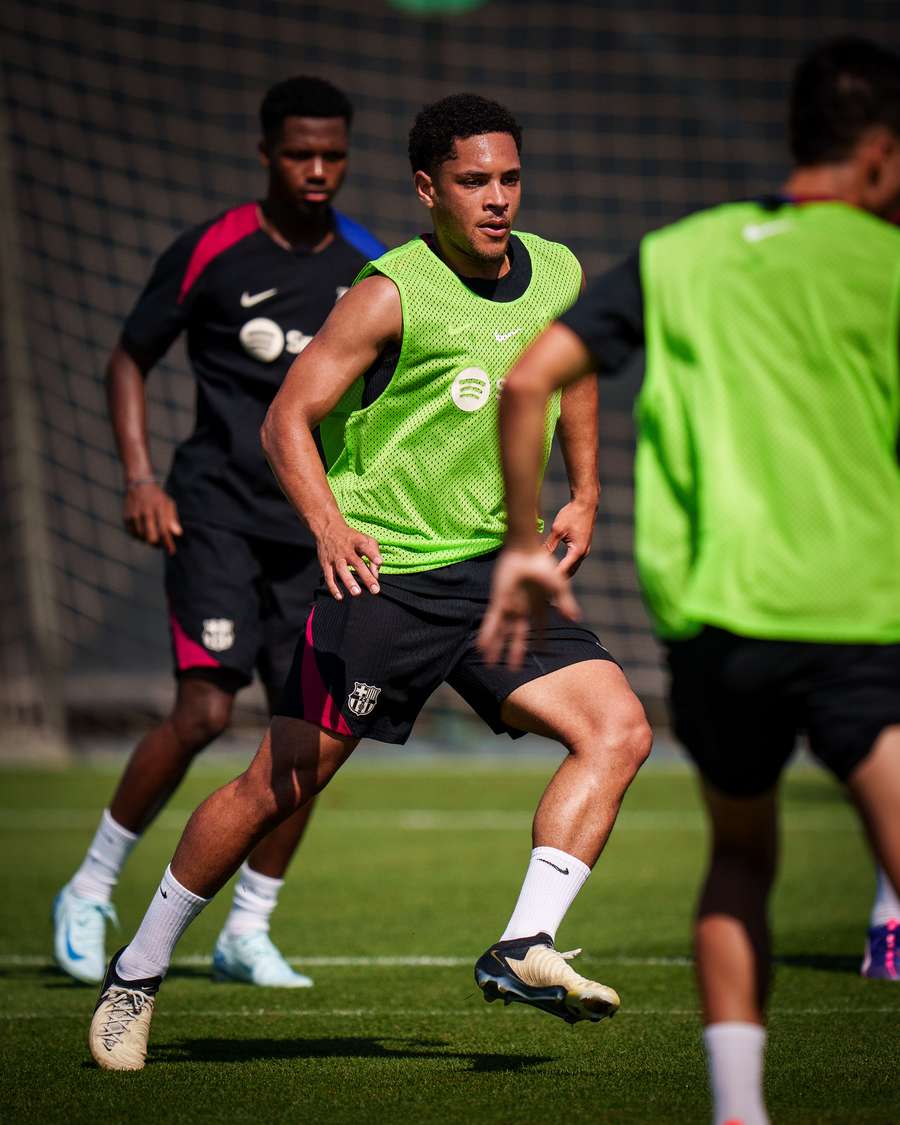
[0,754,896,1123]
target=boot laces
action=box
[99,987,150,1050]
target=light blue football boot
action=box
[212,930,313,988]
[53,883,118,984]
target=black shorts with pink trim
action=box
[274,551,616,744]
[166,520,321,693]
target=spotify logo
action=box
[239,317,284,362]
[451,367,491,412]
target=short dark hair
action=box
[790,37,900,166]
[408,93,522,175]
[260,76,353,143]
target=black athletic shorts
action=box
[666,626,900,797]
[165,521,321,694]
[275,551,616,744]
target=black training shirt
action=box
[122,202,385,544]
[557,250,644,376]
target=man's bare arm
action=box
[261,274,402,600]
[546,374,600,575]
[107,343,182,555]
[502,322,596,547]
[478,322,595,666]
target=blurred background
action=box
[1,0,896,760]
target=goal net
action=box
[1,0,889,751]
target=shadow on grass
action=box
[151,1035,553,1072]
[775,953,860,974]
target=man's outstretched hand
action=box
[477,546,582,670]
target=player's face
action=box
[417,133,521,265]
[260,116,349,215]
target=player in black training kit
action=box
[53,76,384,988]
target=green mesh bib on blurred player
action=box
[637,200,900,642]
[323,233,582,573]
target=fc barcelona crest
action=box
[347,682,381,717]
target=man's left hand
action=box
[477,546,582,669]
[544,496,597,576]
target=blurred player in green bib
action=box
[87,94,652,1071]
[479,37,900,1125]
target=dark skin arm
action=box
[543,271,599,576]
[107,343,182,555]
[547,375,600,576]
[260,274,402,600]
[478,322,596,666]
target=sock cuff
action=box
[239,862,285,897]
[531,846,591,882]
[164,864,210,907]
[704,1022,767,1048]
[102,808,140,844]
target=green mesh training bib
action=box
[637,200,900,642]
[325,233,582,573]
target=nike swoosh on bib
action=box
[241,288,278,307]
[494,328,522,342]
[742,220,792,243]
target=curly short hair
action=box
[790,37,900,166]
[260,76,353,144]
[408,94,522,175]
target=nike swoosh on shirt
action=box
[240,288,278,307]
[494,328,522,342]
[742,220,793,243]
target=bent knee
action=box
[612,709,653,774]
[576,698,653,776]
[171,688,234,749]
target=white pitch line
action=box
[0,953,692,968]
[2,1007,896,1022]
[0,809,860,832]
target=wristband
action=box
[125,476,159,489]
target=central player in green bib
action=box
[324,229,578,570]
[88,94,652,1071]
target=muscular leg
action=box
[109,678,234,833]
[692,784,776,1125]
[845,725,900,899]
[475,660,650,1023]
[171,716,356,898]
[500,660,652,865]
[694,785,778,1025]
[243,682,316,880]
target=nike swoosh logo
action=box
[494,328,522,342]
[742,220,792,243]
[537,858,569,875]
[65,928,85,961]
[240,288,278,307]
[160,887,168,899]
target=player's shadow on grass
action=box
[152,1036,553,1072]
[775,953,860,973]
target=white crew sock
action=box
[499,846,591,943]
[116,865,209,981]
[69,809,139,905]
[870,867,900,928]
[704,1022,769,1125]
[222,863,284,937]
